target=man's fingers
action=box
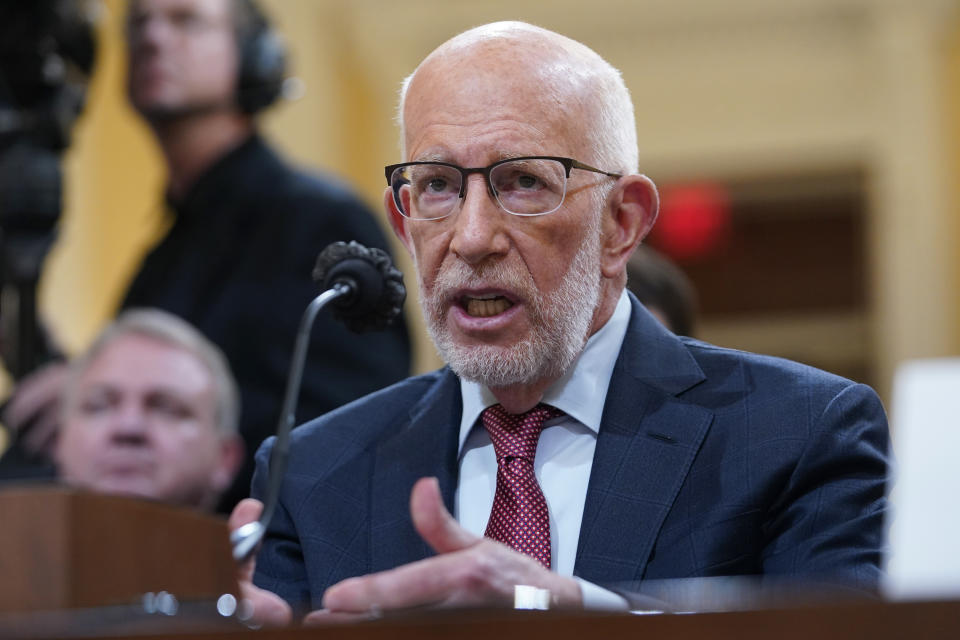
[410,477,479,554]
[322,479,488,613]
[302,608,380,626]
[229,498,264,531]
[226,498,291,627]
[241,583,294,628]
[229,498,264,582]
[322,548,504,613]
[3,363,69,451]
[21,406,62,454]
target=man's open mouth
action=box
[461,294,514,318]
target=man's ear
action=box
[600,174,659,279]
[384,187,413,254]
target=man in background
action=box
[121,0,410,510]
[2,0,411,510]
[57,309,242,511]
[626,245,698,336]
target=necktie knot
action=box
[482,403,563,462]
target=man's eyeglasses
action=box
[385,156,622,221]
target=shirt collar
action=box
[458,289,632,452]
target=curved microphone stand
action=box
[230,241,405,563]
[230,284,350,562]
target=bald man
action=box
[233,22,889,624]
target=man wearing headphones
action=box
[119,0,411,510]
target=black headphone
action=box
[234,0,287,114]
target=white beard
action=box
[419,215,603,388]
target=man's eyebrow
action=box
[491,149,528,162]
[411,150,536,165]
[80,382,116,392]
[411,150,449,163]
[74,383,118,402]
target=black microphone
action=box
[231,241,405,563]
[311,240,405,332]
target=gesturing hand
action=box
[308,476,582,622]
[228,498,294,627]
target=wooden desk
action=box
[1,598,958,640]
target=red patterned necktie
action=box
[482,403,563,568]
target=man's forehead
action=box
[403,69,587,164]
[128,0,231,19]
[411,148,546,164]
[83,334,211,386]
[405,35,598,134]
[413,40,557,93]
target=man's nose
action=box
[107,403,150,444]
[448,174,510,265]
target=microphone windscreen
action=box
[312,241,405,333]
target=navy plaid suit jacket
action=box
[252,293,889,612]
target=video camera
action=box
[0,0,98,378]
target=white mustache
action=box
[430,258,538,307]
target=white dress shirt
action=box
[454,290,632,609]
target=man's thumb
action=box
[229,498,264,580]
[410,476,480,554]
[229,498,264,531]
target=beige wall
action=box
[39,0,960,402]
[949,16,960,357]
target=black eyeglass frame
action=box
[384,156,623,220]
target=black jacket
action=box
[122,135,411,511]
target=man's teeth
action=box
[465,296,512,317]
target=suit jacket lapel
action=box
[575,295,714,583]
[370,371,462,572]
